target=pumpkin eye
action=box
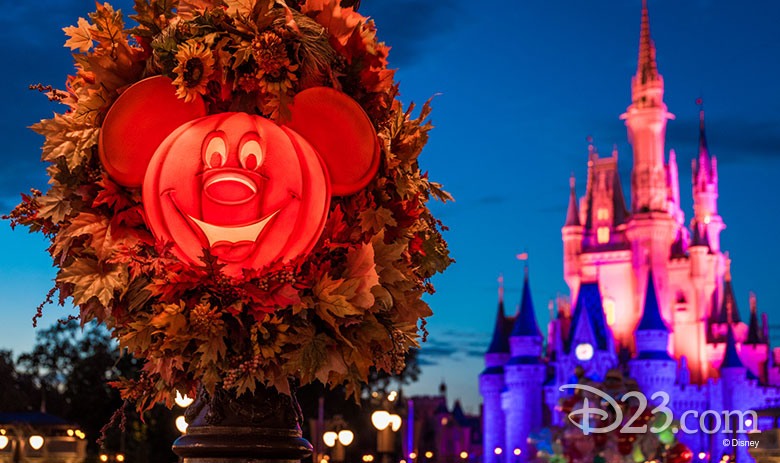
[202,133,227,169]
[239,136,263,171]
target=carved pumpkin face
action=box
[100,76,380,276]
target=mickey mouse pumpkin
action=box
[99,76,380,276]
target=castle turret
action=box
[562,175,583,297]
[630,269,676,398]
[620,0,675,214]
[503,269,545,463]
[719,325,750,463]
[480,280,510,463]
[692,101,724,252]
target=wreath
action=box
[5,0,452,412]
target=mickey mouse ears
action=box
[98,76,380,195]
[98,76,206,187]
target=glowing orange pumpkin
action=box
[99,76,380,276]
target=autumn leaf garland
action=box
[6,0,452,412]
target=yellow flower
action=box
[172,39,215,102]
[251,31,299,96]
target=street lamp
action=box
[0,436,8,450]
[338,430,354,446]
[176,416,189,433]
[323,431,338,448]
[28,435,44,451]
[372,411,391,430]
[175,391,194,408]
[324,427,352,463]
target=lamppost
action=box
[323,427,353,463]
[371,410,402,463]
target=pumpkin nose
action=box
[203,172,258,205]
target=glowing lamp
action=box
[460,452,468,459]
[745,418,753,427]
[338,430,354,446]
[409,452,417,459]
[66,429,74,437]
[389,414,402,432]
[575,343,594,361]
[494,448,502,455]
[698,453,707,460]
[323,431,337,448]
[28,436,44,451]
[371,410,391,430]
[514,448,522,456]
[320,459,328,463]
[0,436,8,450]
[117,454,125,462]
[100,454,109,462]
[99,76,380,277]
[175,391,194,408]
[387,390,398,402]
[175,415,189,433]
[424,452,433,459]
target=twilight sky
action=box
[1,0,779,414]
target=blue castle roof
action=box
[510,273,542,338]
[486,298,510,354]
[721,325,745,369]
[637,269,668,331]
[565,282,609,352]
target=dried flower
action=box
[251,31,299,95]
[172,39,215,102]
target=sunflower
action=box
[251,31,299,95]
[172,39,216,102]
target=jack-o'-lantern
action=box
[99,76,380,276]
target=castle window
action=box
[597,208,609,221]
[597,227,610,244]
[603,298,616,326]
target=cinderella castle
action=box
[480,2,780,462]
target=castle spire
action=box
[486,275,510,354]
[637,269,668,332]
[564,174,580,226]
[510,269,542,338]
[695,99,714,183]
[745,292,763,345]
[636,0,659,86]
[721,324,744,369]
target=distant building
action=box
[408,383,482,463]
[480,2,780,463]
[0,412,87,463]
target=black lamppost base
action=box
[173,384,313,463]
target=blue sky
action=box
[1,0,779,414]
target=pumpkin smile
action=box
[163,189,299,262]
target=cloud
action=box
[361,0,465,66]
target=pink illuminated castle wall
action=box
[481,2,780,463]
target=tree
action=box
[3,321,181,462]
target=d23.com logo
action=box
[559,384,759,436]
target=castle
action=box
[480,2,780,462]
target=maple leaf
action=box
[224,0,257,17]
[358,206,396,234]
[313,274,361,319]
[371,231,407,285]
[344,243,379,308]
[52,212,109,258]
[63,17,95,52]
[37,187,72,224]
[59,258,129,307]
[88,3,126,50]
